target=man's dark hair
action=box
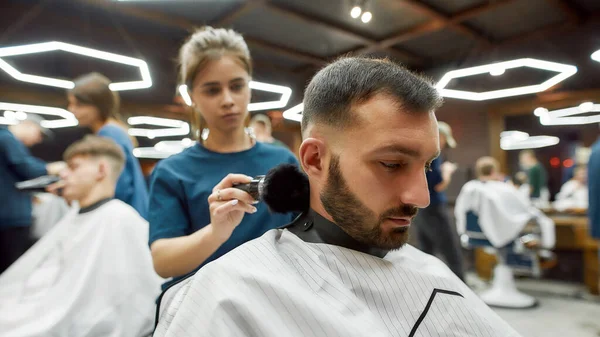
[301,57,443,132]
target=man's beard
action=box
[320,155,418,251]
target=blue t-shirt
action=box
[148,141,299,289]
[426,156,446,205]
[589,138,600,239]
[98,124,149,219]
[0,127,48,228]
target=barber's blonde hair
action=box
[64,135,126,179]
[179,26,253,140]
[475,156,499,178]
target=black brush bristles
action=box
[262,164,310,214]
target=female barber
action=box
[148,27,298,289]
[66,73,149,218]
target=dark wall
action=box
[435,100,490,202]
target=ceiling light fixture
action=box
[0,41,152,91]
[350,6,362,18]
[592,49,600,62]
[0,102,78,128]
[282,103,303,122]
[361,11,372,23]
[500,130,559,150]
[436,58,577,101]
[133,138,195,159]
[127,116,190,139]
[178,80,292,111]
[534,102,600,126]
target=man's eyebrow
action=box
[371,145,421,157]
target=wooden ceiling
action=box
[0,0,599,113]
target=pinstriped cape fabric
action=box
[155,229,522,337]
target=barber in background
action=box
[66,72,149,218]
[0,116,65,273]
[249,113,288,148]
[412,121,464,280]
[588,127,599,292]
[519,149,548,203]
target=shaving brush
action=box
[233,164,310,213]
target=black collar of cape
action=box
[78,197,113,214]
[280,208,389,259]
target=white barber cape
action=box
[155,229,521,337]
[454,180,555,249]
[31,192,71,239]
[0,199,163,337]
[553,180,588,211]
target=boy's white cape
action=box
[0,200,163,337]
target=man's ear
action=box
[96,160,109,182]
[299,137,328,181]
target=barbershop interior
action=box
[1,0,600,336]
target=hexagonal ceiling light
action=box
[0,41,152,91]
[592,49,600,63]
[0,102,77,128]
[127,116,190,139]
[534,102,600,126]
[178,81,292,111]
[500,130,559,150]
[436,58,577,101]
[282,103,303,122]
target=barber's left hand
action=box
[46,180,65,196]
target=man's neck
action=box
[78,186,115,209]
[285,208,389,258]
[478,176,495,182]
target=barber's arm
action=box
[148,168,257,279]
[434,161,457,193]
[1,136,51,180]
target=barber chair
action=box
[461,211,541,309]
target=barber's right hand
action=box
[208,174,259,241]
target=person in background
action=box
[148,27,298,289]
[562,146,590,184]
[0,136,162,337]
[0,115,65,273]
[412,121,464,280]
[455,157,555,250]
[249,113,288,148]
[519,149,548,202]
[509,171,531,203]
[588,129,600,279]
[66,72,148,218]
[554,165,588,211]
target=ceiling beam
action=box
[264,1,424,65]
[448,0,519,24]
[352,0,518,57]
[77,0,326,67]
[213,0,266,27]
[399,0,492,45]
[544,0,581,23]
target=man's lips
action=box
[386,217,412,227]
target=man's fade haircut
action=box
[301,57,443,133]
[64,135,126,178]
